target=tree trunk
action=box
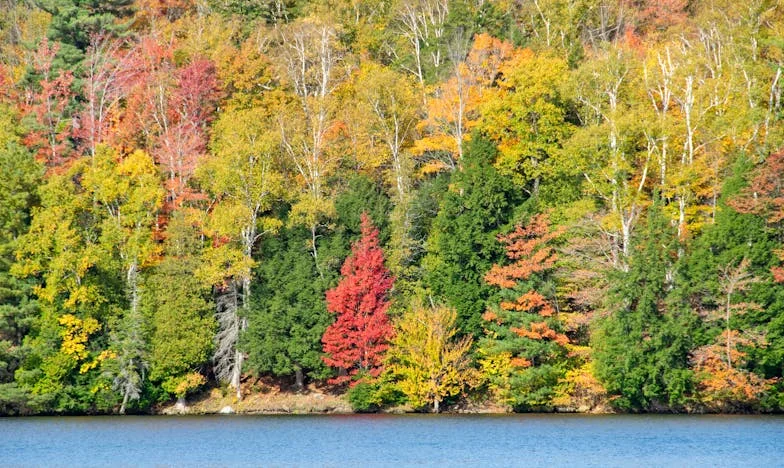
[433,398,440,414]
[120,391,129,415]
[726,290,733,369]
[232,348,243,400]
[175,396,187,410]
[294,365,305,393]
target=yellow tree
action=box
[343,62,422,275]
[84,146,164,413]
[568,45,653,270]
[197,104,285,399]
[414,33,518,173]
[350,62,420,201]
[481,48,573,196]
[641,3,771,242]
[385,302,476,413]
[14,146,163,412]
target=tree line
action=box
[0,0,783,414]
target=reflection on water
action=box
[1,414,782,467]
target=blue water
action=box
[0,414,782,467]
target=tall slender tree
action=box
[322,214,395,385]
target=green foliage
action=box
[0,141,42,388]
[143,258,214,396]
[244,226,333,384]
[141,212,213,402]
[478,214,570,410]
[36,0,135,70]
[424,136,523,336]
[207,0,305,23]
[345,373,406,413]
[333,175,392,246]
[345,380,381,412]
[593,197,698,411]
[678,156,784,409]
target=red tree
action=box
[21,38,77,169]
[112,35,219,211]
[157,58,219,208]
[322,213,395,385]
[78,34,136,158]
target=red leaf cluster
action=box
[322,214,395,385]
[21,38,77,169]
[113,36,220,210]
[730,151,784,224]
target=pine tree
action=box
[143,214,214,403]
[322,214,395,385]
[424,135,523,336]
[593,196,697,411]
[36,0,135,70]
[244,227,332,391]
[0,131,42,413]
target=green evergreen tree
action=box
[36,0,134,70]
[243,175,390,390]
[593,195,697,411]
[424,136,523,336]
[143,214,214,404]
[680,156,784,409]
[0,139,43,414]
[243,227,332,390]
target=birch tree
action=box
[275,17,350,273]
[198,105,285,399]
[570,47,649,270]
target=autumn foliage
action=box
[484,214,568,348]
[479,214,570,408]
[3,0,784,416]
[731,152,784,282]
[21,38,77,169]
[691,331,775,411]
[322,214,395,385]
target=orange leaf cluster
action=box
[481,310,501,324]
[691,341,775,409]
[500,290,554,316]
[511,321,569,346]
[509,357,532,368]
[485,214,560,288]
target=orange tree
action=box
[478,214,570,409]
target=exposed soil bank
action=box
[155,377,614,415]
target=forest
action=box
[0,0,782,415]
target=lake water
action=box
[1,414,782,467]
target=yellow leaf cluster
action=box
[80,349,116,374]
[386,304,477,411]
[58,314,100,361]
